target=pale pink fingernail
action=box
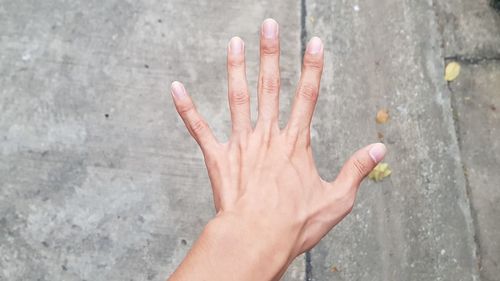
[368,143,387,163]
[171,81,187,100]
[307,37,323,54]
[262,18,278,39]
[229,37,243,55]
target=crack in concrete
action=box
[305,251,313,281]
[445,56,500,64]
[300,0,308,59]
[447,79,483,278]
[300,1,313,280]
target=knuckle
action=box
[190,118,208,136]
[352,157,369,178]
[228,56,244,68]
[298,83,319,101]
[230,89,250,105]
[177,102,195,115]
[261,76,280,93]
[303,56,323,71]
[261,42,279,55]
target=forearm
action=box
[168,214,294,281]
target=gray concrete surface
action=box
[0,1,304,280]
[435,0,500,58]
[306,1,478,280]
[0,0,499,281]
[451,61,500,281]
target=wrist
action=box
[201,212,295,280]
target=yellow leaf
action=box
[376,109,389,124]
[445,62,460,81]
[368,163,392,182]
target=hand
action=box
[169,18,386,281]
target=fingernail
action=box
[369,143,387,163]
[262,18,278,39]
[171,81,187,100]
[229,37,243,55]
[307,37,323,54]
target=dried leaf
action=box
[330,266,339,272]
[368,163,392,181]
[445,61,460,81]
[377,132,385,140]
[376,109,389,124]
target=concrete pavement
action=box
[306,0,478,280]
[0,0,499,280]
[451,61,500,281]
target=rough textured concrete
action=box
[305,0,479,280]
[450,61,500,281]
[1,0,499,281]
[0,1,304,280]
[435,0,500,58]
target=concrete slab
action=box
[434,0,500,58]
[0,1,303,280]
[450,60,500,281]
[305,0,479,280]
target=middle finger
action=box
[257,18,280,127]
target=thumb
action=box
[333,143,387,190]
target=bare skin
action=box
[168,18,386,281]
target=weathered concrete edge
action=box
[445,59,494,279]
[431,0,481,278]
[297,0,483,278]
